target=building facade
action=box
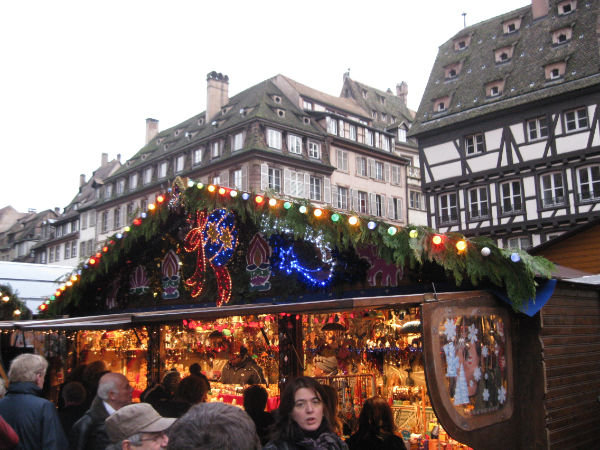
[94,72,418,246]
[410,0,600,249]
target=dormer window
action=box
[502,18,521,34]
[552,27,572,45]
[453,35,471,51]
[444,62,462,79]
[277,109,285,118]
[558,0,576,15]
[495,46,514,63]
[273,95,282,104]
[485,80,505,98]
[434,96,450,112]
[361,89,367,99]
[545,62,566,81]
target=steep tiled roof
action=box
[65,158,121,214]
[411,0,600,136]
[341,77,415,128]
[111,78,325,178]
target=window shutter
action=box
[222,171,230,188]
[368,158,375,178]
[384,163,390,182]
[260,163,268,191]
[332,185,339,208]
[369,193,376,215]
[381,194,387,217]
[388,198,395,219]
[242,165,248,191]
[304,173,310,199]
[355,156,360,175]
[351,189,358,211]
[324,178,331,204]
[398,198,403,219]
[284,168,291,195]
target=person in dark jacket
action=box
[264,376,347,450]
[0,353,68,450]
[221,346,266,385]
[243,384,275,445]
[58,381,87,437]
[346,396,407,450]
[69,372,132,450]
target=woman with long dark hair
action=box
[346,396,406,450]
[264,376,348,450]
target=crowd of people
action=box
[0,354,407,450]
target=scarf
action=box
[295,423,346,450]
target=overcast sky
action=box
[1,0,528,213]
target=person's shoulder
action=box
[383,433,407,450]
[263,440,292,450]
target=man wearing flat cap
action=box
[105,403,175,449]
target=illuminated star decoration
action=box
[443,318,457,341]
[183,208,238,306]
[468,324,478,343]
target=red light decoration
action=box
[39,303,47,311]
[95,252,102,258]
[432,235,443,245]
[255,195,264,204]
[133,218,142,226]
[218,187,226,195]
[156,195,165,203]
[102,246,109,253]
[89,258,96,265]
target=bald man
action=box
[69,372,133,450]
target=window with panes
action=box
[64,242,70,260]
[507,236,531,250]
[233,132,244,151]
[327,117,338,135]
[390,198,402,220]
[390,165,401,185]
[357,191,368,214]
[127,203,134,221]
[365,129,373,146]
[336,186,349,210]
[468,187,489,219]
[211,141,220,158]
[159,162,168,178]
[439,193,458,223]
[87,240,94,256]
[337,150,348,172]
[398,128,407,142]
[144,167,153,184]
[465,133,485,155]
[193,148,203,165]
[577,165,600,201]
[308,141,320,159]
[349,125,357,141]
[49,247,54,263]
[309,176,322,201]
[80,242,86,258]
[105,184,113,199]
[501,181,522,213]
[71,241,77,259]
[527,117,548,141]
[267,129,282,149]
[541,173,565,207]
[101,211,109,233]
[268,168,281,192]
[409,191,422,210]
[114,208,121,229]
[374,161,384,181]
[116,179,125,194]
[288,134,302,154]
[232,169,243,190]
[129,173,138,190]
[175,155,185,173]
[374,194,384,217]
[565,107,588,132]
[356,157,368,177]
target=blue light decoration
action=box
[242,192,250,201]
[141,212,148,219]
[510,252,521,263]
[203,209,238,267]
[367,221,377,230]
[269,232,336,288]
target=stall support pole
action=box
[146,324,162,388]
[278,314,304,393]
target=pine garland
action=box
[45,179,553,316]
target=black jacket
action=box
[221,356,266,385]
[0,381,68,450]
[69,396,111,450]
[346,432,407,450]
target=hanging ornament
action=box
[510,253,521,263]
[161,250,181,300]
[184,209,238,306]
[481,247,491,257]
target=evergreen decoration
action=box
[0,284,32,320]
[42,178,553,317]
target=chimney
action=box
[145,118,159,145]
[532,0,549,19]
[101,152,108,167]
[80,174,86,187]
[206,71,229,123]
[396,82,408,106]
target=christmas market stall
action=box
[5,178,598,449]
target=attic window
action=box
[485,80,505,97]
[361,89,367,98]
[198,118,204,126]
[433,96,450,112]
[303,117,310,125]
[174,129,181,136]
[558,0,576,15]
[552,27,572,44]
[277,109,285,118]
[454,36,470,51]
[444,61,462,79]
[274,95,282,104]
[502,18,521,34]
[545,62,566,80]
[377,94,385,105]
[495,46,514,63]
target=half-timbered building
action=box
[410,0,600,249]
